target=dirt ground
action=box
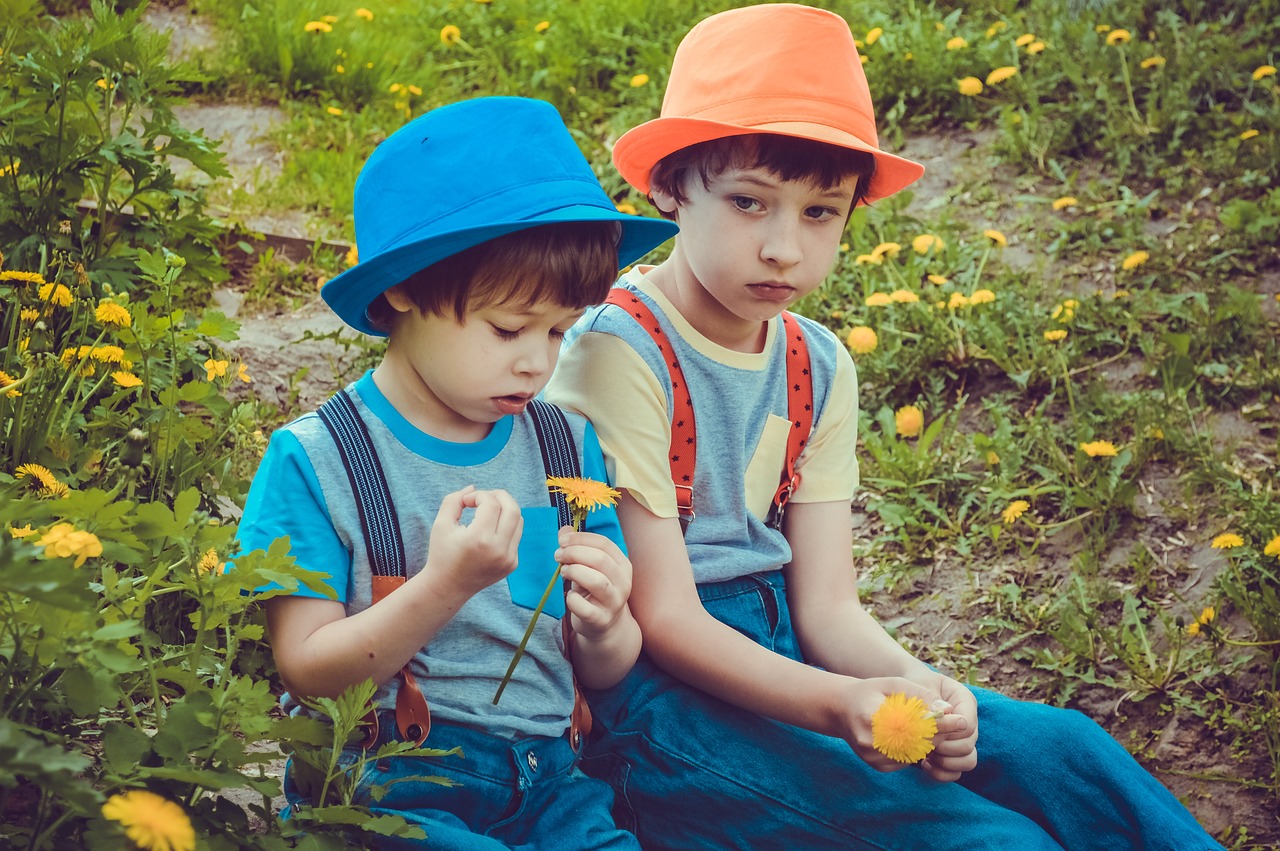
[148,6,1278,845]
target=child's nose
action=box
[514,342,551,375]
[760,219,802,267]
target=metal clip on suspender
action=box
[602,289,813,533]
[318,391,593,751]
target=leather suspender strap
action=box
[602,289,697,529]
[601,288,813,533]
[767,312,815,529]
[526,398,593,751]
[317,391,430,748]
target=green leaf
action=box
[101,722,152,773]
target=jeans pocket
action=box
[579,751,637,835]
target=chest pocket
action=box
[745,414,791,520]
[507,506,565,619]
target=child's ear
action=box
[648,187,679,219]
[383,284,415,313]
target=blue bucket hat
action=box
[323,96,678,335]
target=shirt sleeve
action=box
[579,420,627,555]
[235,429,352,600]
[546,332,679,518]
[791,346,861,503]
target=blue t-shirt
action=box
[238,371,623,740]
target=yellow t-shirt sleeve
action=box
[791,347,860,502]
[545,332,680,518]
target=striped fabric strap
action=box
[316,390,407,579]
[527,398,580,525]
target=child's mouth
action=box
[493,394,532,415]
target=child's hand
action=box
[425,486,523,597]
[837,677,958,773]
[555,527,633,641]
[910,673,979,782]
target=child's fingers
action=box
[560,563,620,606]
[934,713,969,737]
[433,486,476,528]
[558,528,625,562]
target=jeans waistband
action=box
[696,569,786,604]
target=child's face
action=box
[652,165,857,337]
[383,288,583,439]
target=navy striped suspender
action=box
[527,398,580,523]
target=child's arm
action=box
[783,499,978,781]
[267,486,523,700]
[619,492,953,773]
[556,528,642,689]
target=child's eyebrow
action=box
[729,173,853,201]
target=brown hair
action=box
[648,134,877,217]
[367,221,619,331]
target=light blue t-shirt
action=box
[238,371,624,740]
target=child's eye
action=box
[491,324,520,341]
[731,196,761,212]
[549,328,568,341]
[805,205,841,221]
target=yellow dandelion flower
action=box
[236,363,252,384]
[855,253,883,266]
[304,20,332,33]
[95,301,132,327]
[1211,533,1244,549]
[15,464,69,498]
[1106,29,1131,46]
[407,84,423,96]
[197,548,224,574]
[38,282,74,307]
[389,83,403,93]
[1185,621,1201,636]
[1140,56,1166,69]
[957,76,984,96]
[91,346,125,364]
[9,525,36,539]
[1052,196,1078,210]
[985,21,1007,39]
[1002,500,1030,524]
[894,405,924,438]
[1121,250,1149,270]
[204,359,230,381]
[1079,440,1119,457]
[948,292,971,309]
[326,106,344,116]
[1027,41,1046,54]
[1253,65,1277,81]
[112,371,143,389]
[0,370,20,397]
[535,20,550,33]
[1198,606,1216,625]
[355,7,373,20]
[927,274,949,285]
[345,244,358,267]
[865,27,883,45]
[872,693,937,764]
[102,790,195,851]
[546,477,621,530]
[912,234,945,254]
[865,292,893,307]
[1015,33,1036,47]
[36,523,102,567]
[889,289,919,304]
[986,66,1019,85]
[321,14,338,23]
[969,289,995,305]
[630,74,650,87]
[934,22,945,32]
[1263,534,1280,558]
[871,242,901,259]
[616,202,639,216]
[1044,329,1068,342]
[335,64,345,74]
[1096,24,1112,33]
[20,307,39,322]
[983,229,1007,247]
[1239,129,1259,141]
[946,37,968,50]
[846,326,878,354]
[0,270,45,285]
[440,24,461,45]
[986,450,1001,465]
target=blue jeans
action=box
[283,714,637,850]
[581,571,1223,851]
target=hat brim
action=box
[323,206,678,336]
[613,117,925,204]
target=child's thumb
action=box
[434,485,477,526]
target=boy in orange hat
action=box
[547,5,1222,848]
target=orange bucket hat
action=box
[612,3,923,204]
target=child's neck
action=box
[371,360,494,444]
[647,262,769,354]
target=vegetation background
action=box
[1,0,1277,847]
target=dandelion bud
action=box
[122,428,148,468]
[164,252,187,269]
[28,321,53,354]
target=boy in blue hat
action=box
[237,96,676,848]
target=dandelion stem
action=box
[493,564,562,704]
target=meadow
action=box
[1,0,1277,847]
